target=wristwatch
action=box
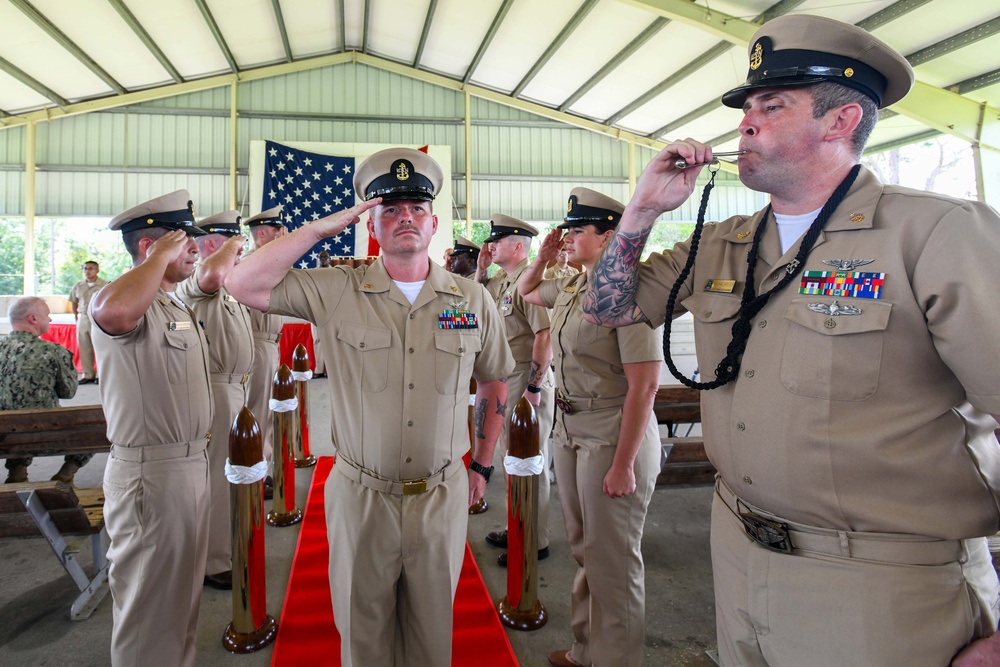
[469,460,494,482]
[526,384,542,394]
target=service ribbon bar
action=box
[799,271,885,299]
[439,309,479,329]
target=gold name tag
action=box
[168,321,191,331]
[705,279,736,294]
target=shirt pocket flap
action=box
[434,331,483,357]
[336,323,392,351]
[681,292,742,323]
[164,329,196,350]
[783,298,891,335]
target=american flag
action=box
[261,140,359,269]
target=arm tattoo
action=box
[528,360,544,386]
[496,396,507,417]
[584,227,651,325]
[474,398,487,439]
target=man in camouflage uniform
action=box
[1,297,83,483]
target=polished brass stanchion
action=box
[497,397,547,630]
[468,378,487,515]
[266,365,303,527]
[223,406,277,653]
[291,344,317,468]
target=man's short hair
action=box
[7,296,45,323]
[809,82,878,158]
[123,227,169,262]
[84,261,99,269]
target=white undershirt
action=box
[394,280,425,305]
[774,207,822,254]
[165,291,187,308]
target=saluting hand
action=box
[477,243,494,271]
[146,230,192,264]
[537,229,564,264]
[306,198,382,241]
[629,138,713,223]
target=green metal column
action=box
[23,120,36,296]
[230,81,238,210]
[464,89,472,237]
[974,102,1000,211]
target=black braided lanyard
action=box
[662,163,862,390]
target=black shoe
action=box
[485,530,507,548]
[498,546,549,568]
[204,570,233,590]
[263,476,273,500]
[79,378,98,385]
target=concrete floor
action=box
[0,379,718,667]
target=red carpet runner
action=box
[270,456,519,666]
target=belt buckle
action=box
[555,393,573,414]
[403,479,427,496]
[739,509,793,554]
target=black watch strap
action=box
[469,460,494,482]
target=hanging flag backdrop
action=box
[261,140,359,269]
[248,140,454,269]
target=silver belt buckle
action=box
[739,509,793,554]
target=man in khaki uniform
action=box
[449,235,480,279]
[176,210,254,590]
[68,260,108,384]
[543,249,578,281]
[585,15,1000,667]
[227,147,514,667]
[476,216,555,566]
[244,206,286,487]
[90,190,212,667]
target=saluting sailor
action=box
[226,147,514,666]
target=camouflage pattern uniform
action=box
[0,331,86,474]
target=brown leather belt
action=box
[334,453,462,496]
[716,476,964,566]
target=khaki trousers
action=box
[326,458,468,667]
[554,409,660,667]
[248,339,280,461]
[206,380,246,574]
[493,366,554,549]
[77,315,97,379]
[711,482,1000,667]
[103,447,210,667]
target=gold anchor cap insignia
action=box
[750,42,763,70]
[395,161,410,181]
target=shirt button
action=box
[409,347,414,353]
[458,347,464,353]
[772,273,781,281]
[757,320,767,328]
[408,383,414,389]
[745,369,755,378]
[359,342,366,348]
[825,319,836,329]
[409,314,415,319]
[743,475,752,485]
[407,420,414,427]
[737,421,746,431]
[405,456,412,463]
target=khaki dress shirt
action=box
[634,166,1000,539]
[268,258,514,481]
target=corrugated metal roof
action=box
[0,0,996,155]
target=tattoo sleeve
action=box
[583,227,651,326]
[495,396,507,417]
[474,398,487,439]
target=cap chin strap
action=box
[660,163,861,390]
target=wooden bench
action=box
[653,386,717,486]
[0,405,111,620]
